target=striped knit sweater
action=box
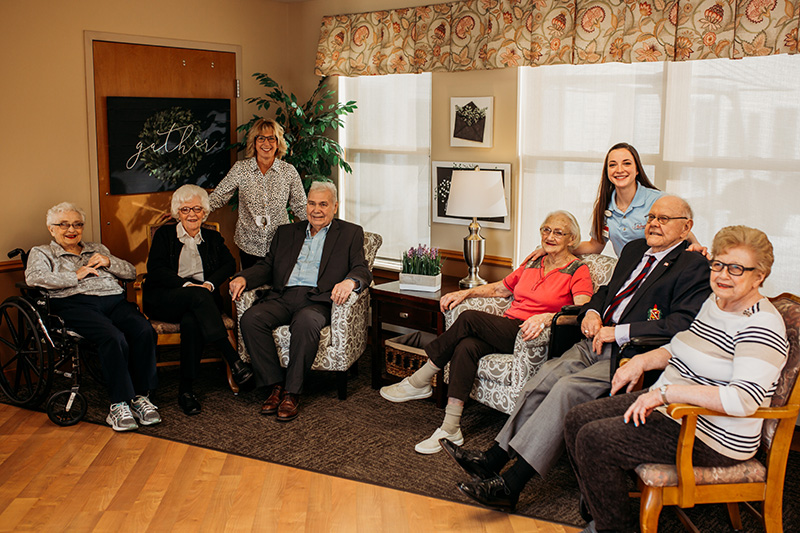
[651,295,788,460]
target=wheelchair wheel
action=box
[46,389,87,426]
[0,297,53,406]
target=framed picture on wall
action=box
[431,161,511,230]
[450,96,493,148]
[106,96,231,195]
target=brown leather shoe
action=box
[277,393,299,422]
[260,385,284,415]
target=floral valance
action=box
[315,0,800,76]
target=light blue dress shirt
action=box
[592,185,663,257]
[286,223,330,287]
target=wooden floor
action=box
[0,403,580,533]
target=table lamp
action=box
[446,168,508,288]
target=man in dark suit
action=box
[229,181,371,421]
[440,195,712,511]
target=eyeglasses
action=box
[255,135,278,144]
[646,214,689,224]
[540,227,569,239]
[51,222,84,230]
[178,206,204,215]
[709,260,756,276]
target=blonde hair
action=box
[245,118,288,159]
[712,225,774,284]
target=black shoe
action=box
[440,438,497,481]
[457,475,518,512]
[178,392,201,416]
[579,494,593,523]
[231,360,254,388]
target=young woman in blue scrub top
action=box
[526,142,704,262]
[577,142,662,256]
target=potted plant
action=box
[236,73,357,192]
[399,245,444,292]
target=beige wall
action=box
[1,0,290,256]
[2,0,516,280]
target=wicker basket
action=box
[384,331,439,386]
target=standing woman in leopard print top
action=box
[209,118,307,269]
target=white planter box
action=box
[398,273,442,292]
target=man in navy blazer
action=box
[441,195,712,511]
[230,181,371,421]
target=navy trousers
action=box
[51,293,158,404]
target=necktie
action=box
[603,255,656,325]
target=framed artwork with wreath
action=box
[450,96,493,148]
[106,96,231,195]
[431,160,511,230]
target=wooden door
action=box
[92,41,238,270]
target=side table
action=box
[370,276,461,407]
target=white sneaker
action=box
[130,395,162,426]
[106,402,138,432]
[380,377,432,403]
[415,426,464,454]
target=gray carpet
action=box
[5,345,799,532]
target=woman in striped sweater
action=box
[564,225,789,533]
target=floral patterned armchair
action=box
[443,253,617,414]
[235,232,382,400]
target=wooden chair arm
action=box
[667,403,800,420]
[665,401,800,507]
[133,273,146,313]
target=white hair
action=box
[542,210,582,251]
[46,202,86,226]
[171,184,210,221]
[309,181,338,203]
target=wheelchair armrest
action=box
[627,335,671,347]
[613,336,671,384]
[557,304,583,315]
[548,304,587,359]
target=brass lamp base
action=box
[459,218,487,289]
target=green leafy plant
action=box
[236,73,357,191]
[402,245,444,276]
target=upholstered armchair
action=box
[633,293,800,533]
[443,253,617,414]
[235,231,382,400]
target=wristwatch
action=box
[659,384,670,406]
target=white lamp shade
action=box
[446,169,508,218]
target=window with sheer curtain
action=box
[517,56,800,297]
[338,73,432,267]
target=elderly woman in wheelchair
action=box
[381,210,594,454]
[24,202,160,431]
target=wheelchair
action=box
[0,248,104,426]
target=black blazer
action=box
[238,218,372,305]
[142,223,236,312]
[578,239,711,340]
